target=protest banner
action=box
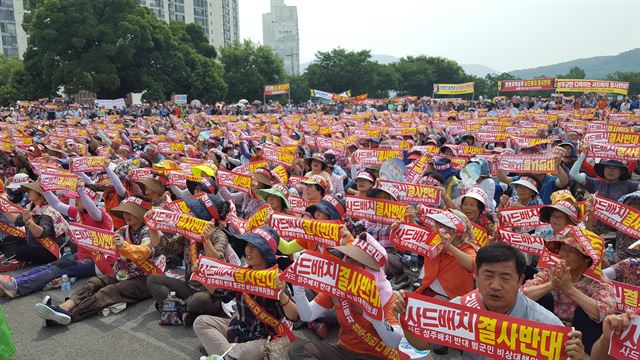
[555,79,629,95]
[67,222,117,258]
[157,142,185,154]
[608,316,640,360]
[593,194,640,239]
[0,196,24,214]
[310,89,334,101]
[288,196,309,216]
[69,156,109,173]
[611,280,640,313]
[192,256,278,299]
[405,152,432,183]
[261,146,295,167]
[377,180,441,206]
[345,196,407,224]
[587,123,636,133]
[471,222,489,247]
[129,168,153,181]
[279,250,382,320]
[353,148,403,166]
[245,205,271,232]
[144,209,207,242]
[39,172,79,192]
[498,206,546,228]
[216,169,252,194]
[497,228,546,257]
[498,78,555,92]
[509,136,554,149]
[0,222,25,237]
[234,160,269,175]
[584,132,640,145]
[434,82,475,95]
[587,143,640,161]
[475,132,515,143]
[401,293,572,360]
[270,213,341,248]
[390,222,443,258]
[498,155,555,174]
[263,83,290,96]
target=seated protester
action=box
[603,257,640,286]
[589,311,638,360]
[301,175,329,204]
[147,194,234,326]
[34,196,163,325]
[289,233,403,360]
[0,181,68,265]
[570,143,640,202]
[498,175,542,210]
[612,192,640,261]
[0,183,114,298]
[218,168,272,219]
[347,170,376,197]
[536,199,581,239]
[469,158,496,211]
[171,174,217,200]
[521,227,615,353]
[257,183,289,215]
[497,151,569,204]
[444,187,496,240]
[394,243,586,360]
[411,210,477,301]
[136,176,168,207]
[432,158,460,199]
[102,160,143,229]
[193,226,298,360]
[304,153,333,194]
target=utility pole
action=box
[284,48,299,75]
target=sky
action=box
[239,0,640,72]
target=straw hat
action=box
[110,196,152,221]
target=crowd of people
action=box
[0,94,638,360]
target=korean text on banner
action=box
[611,280,640,313]
[279,250,382,320]
[555,79,629,95]
[402,293,572,360]
[270,213,342,248]
[67,222,117,258]
[592,195,640,240]
[377,180,442,206]
[192,256,278,299]
[264,83,290,96]
[434,82,475,95]
[345,196,407,224]
[608,316,640,360]
[144,209,207,242]
[498,78,555,92]
[498,154,555,174]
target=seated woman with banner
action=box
[0,181,68,267]
[218,168,273,219]
[288,231,403,360]
[33,196,164,326]
[193,226,298,360]
[521,226,615,354]
[0,180,113,299]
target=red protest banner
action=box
[216,169,252,194]
[39,172,79,192]
[67,222,117,258]
[144,209,207,242]
[353,148,403,166]
[498,78,555,92]
[69,156,109,173]
[497,228,546,257]
[593,195,640,239]
[288,196,309,216]
[279,250,382,320]
[263,83,290,96]
[498,206,545,228]
[608,316,640,360]
[377,180,442,206]
[0,196,24,214]
[611,280,640,313]
[405,152,432,184]
[345,196,407,224]
[270,213,342,248]
[0,222,25,237]
[261,146,295,167]
[584,132,640,145]
[587,143,640,161]
[498,154,555,174]
[401,293,572,360]
[390,222,442,258]
[192,256,278,299]
[157,142,185,154]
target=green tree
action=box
[304,48,395,98]
[606,71,640,96]
[219,40,285,102]
[0,56,27,106]
[392,56,467,97]
[287,74,310,103]
[558,66,586,79]
[22,0,226,101]
[169,22,217,58]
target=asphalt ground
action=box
[2,273,462,360]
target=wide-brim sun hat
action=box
[253,168,274,187]
[257,183,290,208]
[539,200,580,225]
[367,183,400,201]
[186,177,217,195]
[305,195,345,221]
[595,159,630,181]
[456,187,489,208]
[21,182,44,196]
[354,171,375,183]
[304,153,328,170]
[136,178,166,196]
[333,232,387,271]
[227,226,280,266]
[545,225,602,265]
[110,196,152,221]
[511,176,539,194]
[301,175,329,193]
[183,193,228,222]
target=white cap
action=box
[7,173,30,189]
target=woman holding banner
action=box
[218,168,273,219]
[193,226,298,360]
[521,226,615,353]
[0,180,113,299]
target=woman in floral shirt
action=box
[521,226,615,353]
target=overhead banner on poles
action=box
[498,78,555,92]
[433,82,474,95]
[555,79,629,95]
[264,83,290,96]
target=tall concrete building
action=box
[0,0,28,58]
[139,0,239,49]
[262,0,299,75]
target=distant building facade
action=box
[262,0,300,75]
[0,0,28,58]
[139,0,239,49]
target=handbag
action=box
[263,335,292,360]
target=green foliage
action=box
[219,40,286,102]
[392,56,467,97]
[304,48,395,98]
[0,56,27,106]
[557,66,586,79]
[21,0,226,101]
[606,72,640,96]
[287,74,309,103]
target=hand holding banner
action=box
[192,256,278,299]
[270,213,342,248]
[608,315,640,360]
[390,222,443,258]
[345,196,408,224]
[498,206,545,228]
[67,222,117,258]
[498,155,555,174]
[69,156,109,173]
[216,169,252,194]
[144,209,208,242]
[39,172,79,192]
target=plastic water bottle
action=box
[60,275,72,298]
[62,247,72,258]
[604,244,615,262]
[410,253,419,272]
